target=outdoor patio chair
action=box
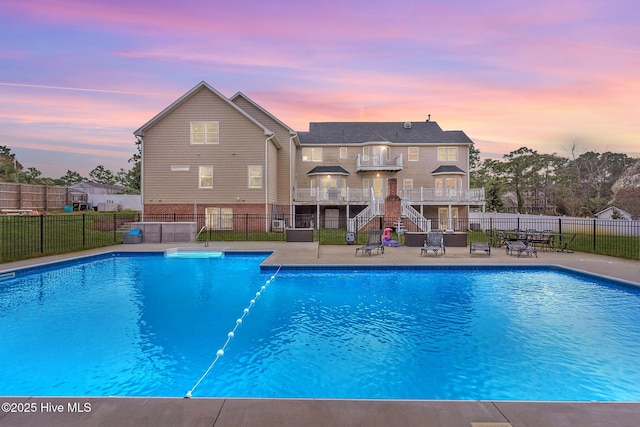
[420,231,445,257]
[470,241,491,256]
[556,233,576,253]
[505,240,537,258]
[355,230,384,256]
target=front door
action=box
[373,178,385,199]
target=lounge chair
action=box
[470,241,491,256]
[420,231,445,257]
[355,230,385,256]
[505,240,537,258]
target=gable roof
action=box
[230,92,298,141]
[595,206,632,218]
[297,121,473,145]
[133,81,276,142]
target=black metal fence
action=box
[1,212,638,263]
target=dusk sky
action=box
[1,0,639,177]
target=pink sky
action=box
[1,0,638,177]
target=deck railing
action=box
[400,187,485,203]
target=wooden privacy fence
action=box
[0,183,69,211]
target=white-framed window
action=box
[408,147,419,161]
[362,146,370,161]
[205,207,233,230]
[437,146,458,161]
[170,165,190,172]
[403,179,413,189]
[362,178,369,189]
[191,121,219,144]
[199,165,213,189]
[435,177,460,196]
[248,165,263,189]
[339,147,348,159]
[302,147,322,162]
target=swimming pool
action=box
[1,251,640,401]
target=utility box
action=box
[345,232,356,245]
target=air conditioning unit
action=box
[271,219,285,232]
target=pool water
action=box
[1,253,640,401]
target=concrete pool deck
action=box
[1,242,639,427]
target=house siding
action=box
[232,95,293,211]
[142,87,270,212]
[137,82,482,231]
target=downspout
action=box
[137,136,144,220]
[289,133,297,220]
[265,133,276,232]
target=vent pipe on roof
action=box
[426,114,431,122]
[403,122,412,129]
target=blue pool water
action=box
[1,252,640,401]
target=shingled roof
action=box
[431,165,466,175]
[297,121,473,145]
[306,166,350,175]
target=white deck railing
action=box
[399,187,485,203]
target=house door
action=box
[325,208,339,228]
[320,178,337,200]
[373,178,385,199]
[438,207,458,230]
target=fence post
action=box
[113,212,117,243]
[245,214,249,240]
[39,214,45,254]
[593,219,597,251]
[82,213,86,247]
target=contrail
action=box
[0,82,157,96]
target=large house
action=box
[134,81,485,232]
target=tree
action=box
[473,158,506,212]
[556,147,636,216]
[22,167,43,184]
[56,170,85,186]
[118,138,141,193]
[0,145,22,182]
[611,161,640,219]
[89,165,116,185]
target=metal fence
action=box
[1,212,638,263]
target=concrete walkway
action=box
[1,242,639,427]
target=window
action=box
[205,207,233,230]
[339,147,348,159]
[435,177,460,196]
[437,146,458,161]
[248,165,262,189]
[191,121,219,144]
[170,165,190,172]
[403,179,413,189]
[408,147,419,161]
[199,166,213,188]
[302,147,322,162]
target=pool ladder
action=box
[196,226,210,247]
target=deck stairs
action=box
[401,200,431,232]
